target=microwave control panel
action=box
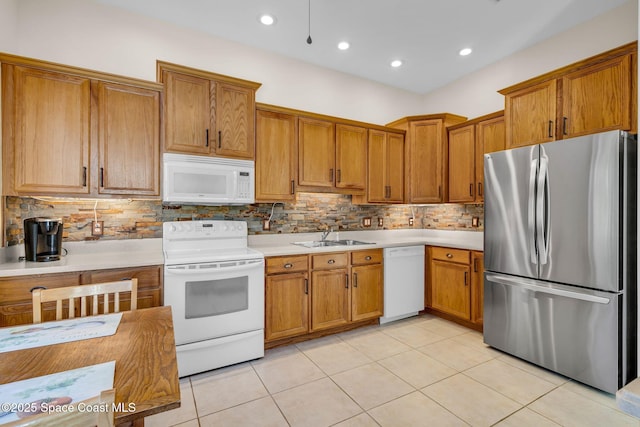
[238,171,252,199]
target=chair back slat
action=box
[32,279,138,324]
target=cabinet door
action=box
[471,252,484,325]
[12,66,90,195]
[562,55,632,138]
[476,116,505,203]
[163,71,212,155]
[265,272,309,341]
[430,260,471,320]
[335,124,367,190]
[351,264,383,322]
[97,82,160,196]
[311,269,349,331]
[367,130,386,202]
[386,133,405,203]
[448,125,475,203]
[215,82,255,159]
[505,80,556,149]
[81,266,163,310]
[298,118,335,187]
[409,120,444,203]
[255,110,297,201]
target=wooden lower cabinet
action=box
[426,246,483,330]
[265,249,383,346]
[0,265,163,327]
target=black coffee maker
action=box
[24,217,64,262]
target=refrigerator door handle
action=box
[528,159,538,264]
[485,273,611,304]
[537,157,550,265]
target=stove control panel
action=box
[163,220,247,240]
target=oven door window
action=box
[185,276,248,319]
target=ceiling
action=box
[95,0,628,94]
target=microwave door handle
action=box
[528,159,538,265]
[166,260,264,275]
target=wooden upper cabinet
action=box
[387,133,405,202]
[504,80,557,149]
[9,66,91,195]
[562,55,631,138]
[216,82,255,159]
[501,42,636,148]
[476,115,505,203]
[298,117,335,187]
[335,124,367,190]
[255,109,297,202]
[163,71,212,155]
[387,114,466,204]
[364,130,404,204]
[158,61,261,160]
[448,124,475,203]
[1,54,163,198]
[96,82,160,196]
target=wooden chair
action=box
[5,388,115,427]
[32,279,138,323]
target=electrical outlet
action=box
[378,217,384,227]
[262,219,271,230]
[362,217,372,227]
[92,221,104,236]
[472,216,480,228]
[409,217,414,226]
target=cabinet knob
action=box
[446,253,453,259]
[284,263,293,269]
[328,259,335,264]
[365,256,372,261]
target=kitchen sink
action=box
[292,240,374,248]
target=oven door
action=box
[164,258,265,345]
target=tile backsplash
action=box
[5,194,483,245]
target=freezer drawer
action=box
[484,272,631,394]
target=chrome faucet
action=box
[321,227,333,241]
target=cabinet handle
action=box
[337,169,341,183]
[548,120,554,138]
[469,183,473,197]
[474,258,479,273]
[353,272,358,288]
[438,185,442,199]
[30,286,47,293]
[205,129,209,147]
[365,256,372,261]
[478,182,483,197]
[284,263,293,269]
[330,168,334,181]
[563,117,568,135]
[446,253,453,259]
[290,180,295,194]
[345,274,349,289]
[82,167,87,187]
[464,271,468,286]
[218,131,222,149]
[100,168,104,187]
[327,259,335,264]
[304,278,309,295]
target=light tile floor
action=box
[146,314,639,427]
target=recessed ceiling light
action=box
[259,14,276,26]
[338,41,350,50]
[459,47,472,56]
[390,60,403,68]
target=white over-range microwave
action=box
[162,153,255,205]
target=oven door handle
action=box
[165,260,265,275]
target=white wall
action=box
[421,0,639,118]
[0,0,18,52]
[9,0,424,125]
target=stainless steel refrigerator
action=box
[483,130,637,394]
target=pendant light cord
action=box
[306,0,312,44]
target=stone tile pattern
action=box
[5,194,483,245]
[144,315,639,427]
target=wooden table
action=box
[0,306,180,426]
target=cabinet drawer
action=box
[81,266,162,290]
[266,255,308,274]
[0,273,81,304]
[430,247,470,264]
[351,249,382,265]
[311,252,348,270]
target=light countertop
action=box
[0,239,163,277]
[249,229,483,257]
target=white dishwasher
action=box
[380,246,425,324]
